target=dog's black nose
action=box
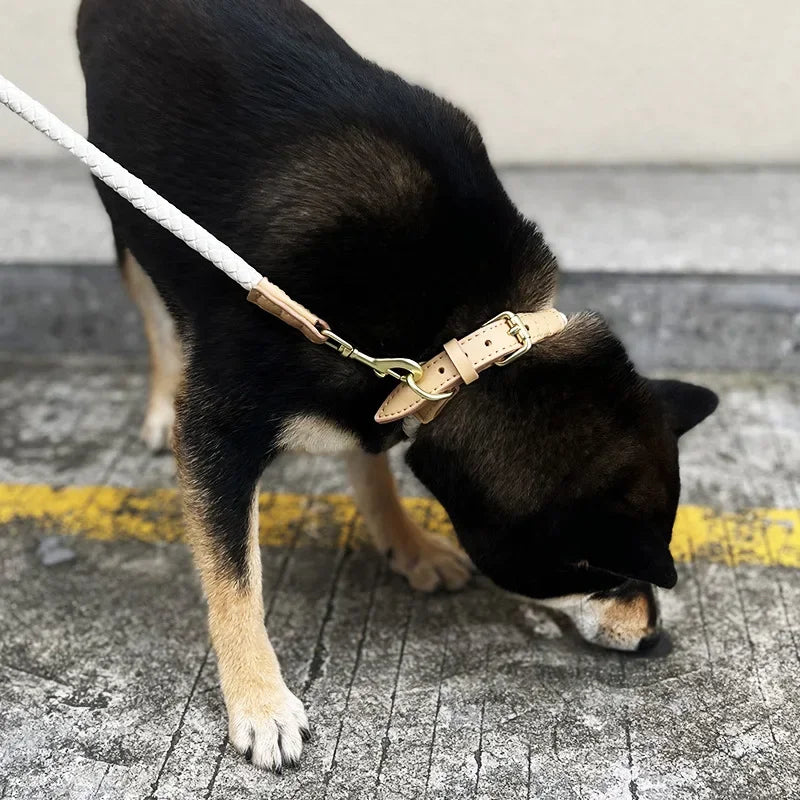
[637,630,661,652]
[635,629,673,658]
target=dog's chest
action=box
[277,414,359,454]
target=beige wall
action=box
[1,0,799,163]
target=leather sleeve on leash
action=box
[247,277,329,344]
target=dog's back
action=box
[77,0,538,344]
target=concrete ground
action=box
[1,162,799,799]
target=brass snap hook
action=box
[321,329,453,401]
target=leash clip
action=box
[321,329,454,402]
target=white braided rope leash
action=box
[0,74,263,291]
[0,74,331,341]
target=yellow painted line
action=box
[1,483,799,568]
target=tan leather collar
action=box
[375,308,567,424]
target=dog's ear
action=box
[647,379,719,437]
[580,515,678,589]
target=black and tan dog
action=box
[77,0,717,771]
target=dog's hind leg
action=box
[174,387,308,772]
[346,450,472,591]
[119,248,182,452]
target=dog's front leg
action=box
[346,450,472,591]
[174,392,308,772]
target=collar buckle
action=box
[487,311,533,366]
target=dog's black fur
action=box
[78,0,716,614]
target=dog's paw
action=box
[140,401,175,453]
[228,684,310,772]
[388,528,473,592]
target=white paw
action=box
[227,685,310,772]
[388,530,473,592]
[140,401,175,453]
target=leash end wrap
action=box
[247,277,328,343]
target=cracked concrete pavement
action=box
[1,162,799,799]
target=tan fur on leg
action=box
[346,451,472,591]
[183,486,308,770]
[121,250,182,452]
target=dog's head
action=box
[406,313,717,651]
